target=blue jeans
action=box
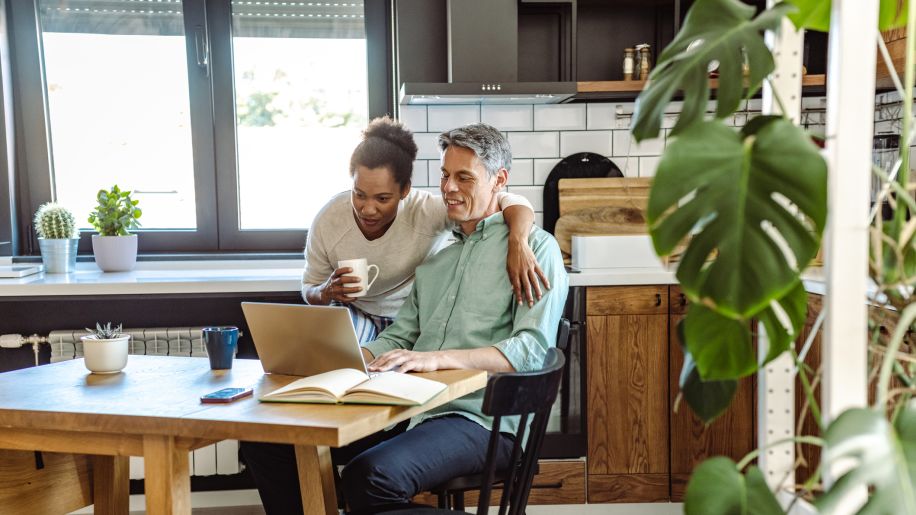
[240,415,513,515]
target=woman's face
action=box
[351,165,408,240]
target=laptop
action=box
[241,302,371,377]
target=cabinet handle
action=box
[655,293,662,307]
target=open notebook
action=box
[259,368,447,406]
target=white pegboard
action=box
[759,9,804,492]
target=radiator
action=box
[48,327,243,479]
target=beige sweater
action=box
[301,190,533,318]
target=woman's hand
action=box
[317,267,362,304]
[368,349,440,373]
[507,235,550,307]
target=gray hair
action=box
[437,123,512,178]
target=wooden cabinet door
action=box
[586,312,669,503]
[668,312,756,501]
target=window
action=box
[10,0,390,253]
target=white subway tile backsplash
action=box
[534,158,561,185]
[509,159,534,186]
[507,186,544,211]
[613,131,664,157]
[561,130,612,156]
[534,104,586,131]
[660,114,679,129]
[412,160,428,187]
[639,156,661,178]
[509,132,559,158]
[427,105,480,132]
[482,105,533,131]
[427,161,442,187]
[587,104,616,130]
[414,133,441,160]
[399,105,427,133]
[616,156,639,177]
[534,212,544,227]
[801,97,826,111]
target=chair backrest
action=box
[476,347,565,515]
[556,318,570,351]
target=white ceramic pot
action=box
[91,234,138,272]
[80,335,130,374]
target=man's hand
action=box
[368,350,440,373]
[507,235,550,307]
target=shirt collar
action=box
[452,212,505,241]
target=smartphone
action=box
[200,387,253,403]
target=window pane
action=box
[232,1,368,230]
[39,0,197,230]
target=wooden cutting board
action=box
[556,178,652,262]
[558,177,652,215]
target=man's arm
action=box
[362,283,421,357]
[367,346,513,373]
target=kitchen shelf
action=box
[572,74,827,100]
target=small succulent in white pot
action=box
[80,322,130,374]
[33,202,80,274]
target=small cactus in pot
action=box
[33,202,80,274]
[34,202,78,239]
[80,322,130,374]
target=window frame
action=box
[8,0,392,255]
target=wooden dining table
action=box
[0,355,487,515]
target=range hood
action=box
[398,0,576,105]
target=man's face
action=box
[439,146,506,230]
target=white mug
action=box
[337,258,380,298]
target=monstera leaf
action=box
[816,407,916,514]
[683,280,806,381]
[648,116,826,319]
[685,457,783,515]
[632,0,791,141]
[786,0,907,32]
[678,318,738,423]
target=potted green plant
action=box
[88,185,142,272]
[33,202,80,274]
[631,0,915,512]
[80,322,130,374]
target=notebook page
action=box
[264,368,368,400]
[345,372,446,405]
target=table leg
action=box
[294,444,337,515]
[143,435,191,515]
[91,455,130,514]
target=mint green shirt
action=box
[364,212,569,436]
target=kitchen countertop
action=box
[0,260,826,297]
[0,260,681,296]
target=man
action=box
[241,123,568,514]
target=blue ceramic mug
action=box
[203,326,239,370]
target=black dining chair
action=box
[389,339,566,515]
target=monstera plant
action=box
[633,0,916,512]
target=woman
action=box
[302,116,548,343]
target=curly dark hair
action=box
[349,116,418,189]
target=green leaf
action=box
[684,302,755,380]
[679,322,738,422]
[648,117,827,319]
[756,280,807,364]
[786,0,830,32]
[788,0,906,31]
[685,457,782,515]
[632,0,790,141]
[816,407,916,514]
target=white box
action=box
[571,234,664,269]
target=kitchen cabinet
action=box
[667,286,756,501]
[586,285,670,503]
[585,285,756,503]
